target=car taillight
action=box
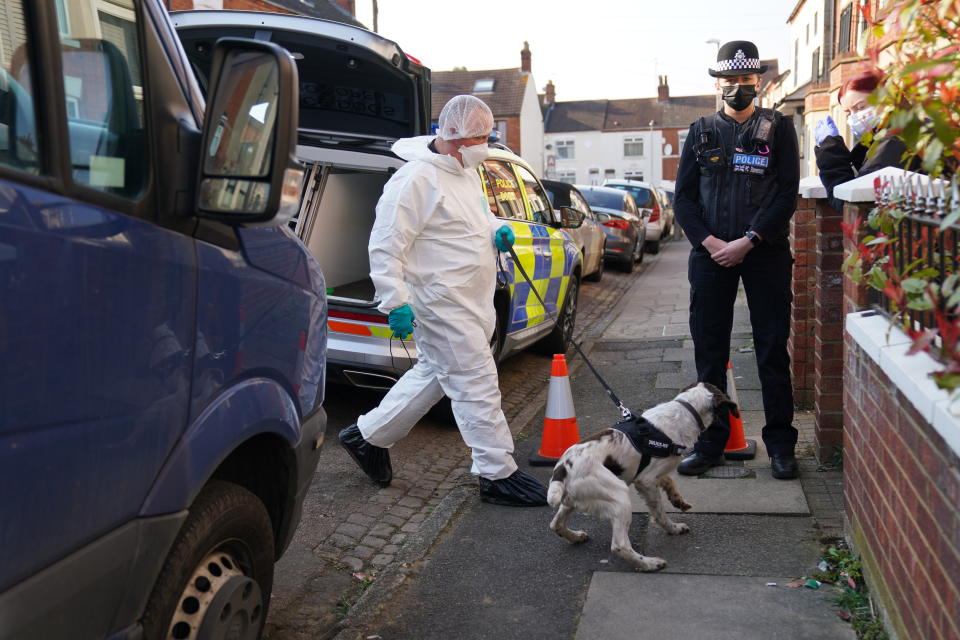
[649,205,661,222]
[329,310,389,324]
[603,219,630,230]
[406,53,423,65]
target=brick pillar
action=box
[842,202,873,314]
[813,200,845,461]
[789,199,817,409]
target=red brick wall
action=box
[169,1,296,13]
[789,198,817,410]
[504,116,521,156]
[814,200,845,457]
[661,127,685,182]
[844,341,960,640]
[842,202,872,315]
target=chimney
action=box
[520,41,531,73]
[657,75,669,102]
[329,0,356,16]
[544,80,555,106]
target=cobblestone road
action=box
[264,256,649,639]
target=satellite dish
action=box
[664,143,673,155]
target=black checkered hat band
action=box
[712,57,762,72]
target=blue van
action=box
[0,1,325,638]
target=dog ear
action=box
[720,399,740,419]
[680,382,699,393]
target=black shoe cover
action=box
[478,470,548,506]
[338,424,392,487]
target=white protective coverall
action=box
[356,135,518,480]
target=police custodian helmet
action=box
[709,40,769,77]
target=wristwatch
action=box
[745,230,761,246]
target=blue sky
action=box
[354,0,798,101]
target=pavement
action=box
[288,237,853,640]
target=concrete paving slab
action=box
[643,514,820,576]
[576,573,855,640]
[628,470,810,514]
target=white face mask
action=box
[458,143,490,169]
[848,107,879,141]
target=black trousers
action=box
[688,243,797,457]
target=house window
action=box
[814,11,818,35]
[811,48,821,83]
[806,24,809,44]
[56,0,71,36]
[604,169,616,181]
[556,139,575,159]
[473,78,495,93]
[495,120,507,143]
[556,169,576,184]
[624,170,644,181]
[677,130,688,153]
[838,4,853,53]
[588,167,599,186]
[794,39,799,78]
[623,136,643,157]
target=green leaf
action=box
[939,207,960,230]
[942,274,959,297]
[907,297,934,311]
[869,267,889,291]
[865,236,892,246]
[901,278,928,294]
[923,139,945,175]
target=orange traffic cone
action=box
[529,354,581,466]
[724,360,756,460]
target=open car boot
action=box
[338,424,392,487]
[479,469,548,506]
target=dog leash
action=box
[507,245,633,420]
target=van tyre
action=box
[141,480,275,640]
[537,275,579,354]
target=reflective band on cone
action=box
[724,360,757,460]
[530,354,580,466]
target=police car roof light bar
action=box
[507,245,633,420]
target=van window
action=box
[58,0,147,198]
[483,159,526,221]
[0,0,40,174]
[514,164,551,225]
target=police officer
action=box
[674,41,801,480]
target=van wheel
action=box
[141,481,275,640]
[536,275,579,354]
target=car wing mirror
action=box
[559,206,585,229]
[197,38,303,226]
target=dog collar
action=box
[676,400,706,432]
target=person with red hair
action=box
[814,68,908,210]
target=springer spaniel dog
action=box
[546,382,738,572]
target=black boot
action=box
[677,451,724,476]
[770,454,799,480]
[478,470,548,506]
[338,424,392,487]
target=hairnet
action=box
[436,95,494,140]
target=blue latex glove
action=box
[388,304,415,339]
[814,116,839,146]
[494,225,515,252]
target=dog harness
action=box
[614,401,707,480]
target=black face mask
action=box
[721,84,757,111]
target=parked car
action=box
[577,185,647,272]
[603,179,673,254]
[542,179,607,282]
[0,2,327,639]
[174,11,583,391]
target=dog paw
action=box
[667,522,690,535]
[672,500,692,512]
[570,530,589,544]
[640,557,667,573]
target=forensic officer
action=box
[674,41,801,480]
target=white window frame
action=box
[623,136,644,157]
[556,169,576,184]
[624,170,644,181]
[555,138,575,160]
[473,78,495,93]
[93,0,142,102]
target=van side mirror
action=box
[197,38,303,225]
[558,206,585,229]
